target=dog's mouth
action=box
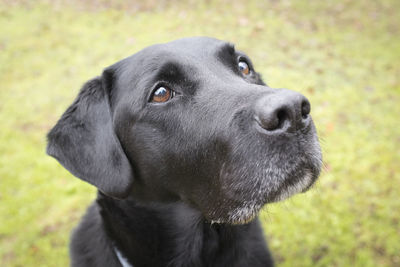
[221,169,316,225]
[202,148,322,225]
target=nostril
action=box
[301,100,311,119]
[276,109,288,129]
[257,113,279,131]
[256,108,289,131]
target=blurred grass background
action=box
[0,0,399,266]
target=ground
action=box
[0,0,399,266]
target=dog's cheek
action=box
[119,119,204,200]
[116,123,174,198]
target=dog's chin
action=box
[268,168,316,203]
[206,204,261,225]
[206,168,318,225]
[224,202,263,225]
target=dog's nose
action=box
[254,89,311,132]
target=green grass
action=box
[0,0,399,266]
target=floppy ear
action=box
[46,70,134,199]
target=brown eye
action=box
[238,61,250,75]
[150,86,174,103]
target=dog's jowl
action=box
[47,37,322,267]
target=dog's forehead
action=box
[162,37,229,53]
[112,37,234,87]
[134,37,231,65]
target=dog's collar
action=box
[113,246,134,267]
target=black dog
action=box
[47,37,322,267]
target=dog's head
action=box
[47,37,322,224]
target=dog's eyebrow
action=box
[153,61,186,82]
[216,43,239,71]
[150,61,198,95]
[217,43,236,56]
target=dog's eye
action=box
[150,86,175,103]
[238,60,250,75]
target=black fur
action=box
[47,37,322,267]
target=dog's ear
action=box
[46,69,134,199]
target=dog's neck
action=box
[96,193,262,267]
